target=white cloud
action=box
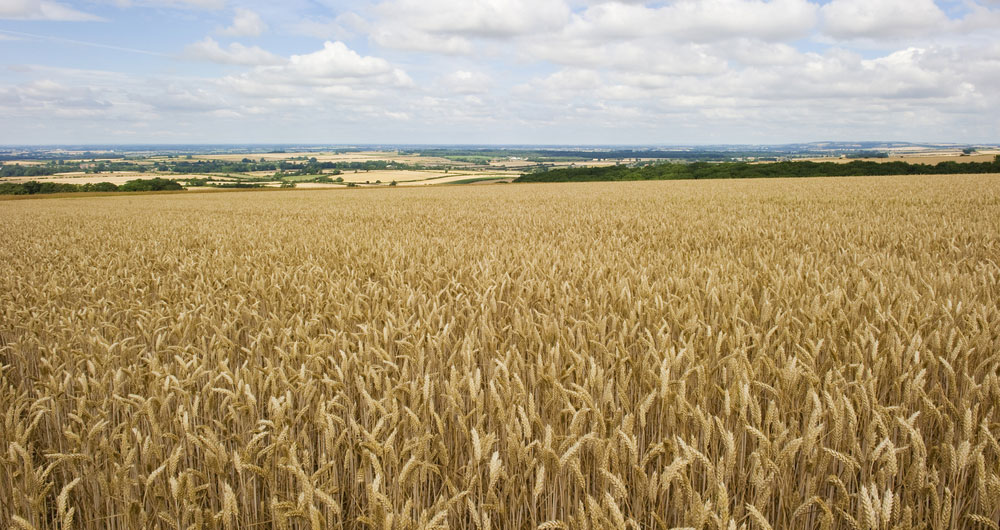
[495,0,819,76]
[505,40,1000,135]
[562,0,819,43]
[283,41,402,79]
[720,39,803,67]
[954,2,1000,32]
[522,39,727,75]
[184,37,285,66]
[439,70,493,94]
[513,68,604,101]
[376,0,571,37]
[273,41,409,84]
[821,0,949,39]
[220,8,267,37]
[371,28,473,55]
[0,0,103,21]
[215,41,413,108]
[136,83,230,112]
[370,0,570,52]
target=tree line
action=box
[0,178,183,195]
[0,161,149,177]
[514,156,1000,183]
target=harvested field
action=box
[1,175,999,529]
[329,169,516,184]
[287,182,341,189]
[330,169,454,183]
[398,174,514,186]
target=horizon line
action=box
[2,141,994,148]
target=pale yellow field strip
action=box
[396,174,514,186]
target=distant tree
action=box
[119,178,183,192]
[89,182,118,192]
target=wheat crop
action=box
[1,175,999,529]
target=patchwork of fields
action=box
[2,175,999,529]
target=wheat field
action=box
[2,175,999,529]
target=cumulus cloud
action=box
[369,0,819,57]
[522,39,728,75]
[216,41,413,106]
[0,0,103,21]
[370,0,569,52]
[376,0,570,37]
[282,41,407,80]
[509,0,820,78]
[821,0,949,39]
[514,68,603,99]
[219,8,267,37]
[184,37,285,66]
[562,0,819,43]
[372,28,473,55]
[439,70,493,94]
[502,39,998,139]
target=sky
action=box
[0,0,998,145]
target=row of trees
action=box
[0,178,183,195]
[1,164,83,178]
[515,156,1000,183]
[0,161,149,177]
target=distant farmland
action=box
[516,156,1000,182]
